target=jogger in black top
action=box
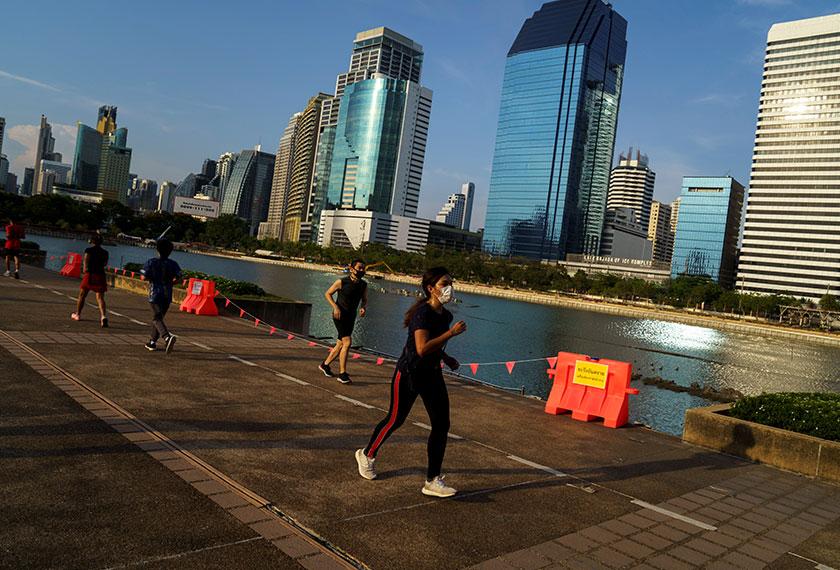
[321,259,368,384]
[355,267,466,497]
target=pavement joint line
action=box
[101,537,264,570]
[230,355,258,366]
[129,319,147,326]
[788,551,838,570]
[275,372,310,386]
[631,499,718,531]
[109,310,126,317]
[0,326,361,570]
[335,394,375,409]
[190,341,213,351]
[506,454,568,477]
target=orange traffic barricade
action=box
[58,252,82,278]
[544,352,638,428]
[179,278,218,316]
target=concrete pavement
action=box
[1,266,838,569]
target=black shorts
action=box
[4,249,19,258]
[333,314,356,339]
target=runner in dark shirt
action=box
[140,239,182,354]
[4,218,25,279]
[71,233,110,326]
[319,259,368,384]
[355,267,467,498]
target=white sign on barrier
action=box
[174,196,220,219]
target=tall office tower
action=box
[311,27,430,230]
[670,197,681,234]
[5,173,17,195]
[96,106,118,134]
[216,152,238,200]
[0,156,8,191]
[607,147,655,228]
[33,115,61,194]
[737,13,840,300]
[157,181,177,212]
[258,113,300,240]
[97,127,132,202]
[201,159,217,179]
[647,201,674,263]
[0,117,5,157]
[221,148,276,234]
[599,207,652,259]
[436,182,475,230]
[284,94,331,242]
[484,0,627,261]
[22,168,34,196]
[671,177,745,288]
[72,123,103,190]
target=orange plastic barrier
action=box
[58,252,82,278]
[544,352,638,428]
[179,278,218,316]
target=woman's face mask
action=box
[437,285,454,304]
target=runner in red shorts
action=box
[4,218,25,279]
[71,233,110,327]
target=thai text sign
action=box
[191,281,204,295]
[174,196,220,219]
[572,360,608,389]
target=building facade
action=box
[221,148,276,235]
[157,181,177,212]
[737,13,840,300]
[599,207,652,260]
[72,123,102,190]
[258,114,300,240]
[33,115,61,195]
[427,221,482,252]
[607,148,655,228]
[647,200,674,263]
[436,182,475,230]
[317,209,430,253]
[97,128,132,202]
[0,116,5,158]
[671,176,745,288]
[21,168,34,196]
[484,0,627,261]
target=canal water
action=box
[32,234,840,436]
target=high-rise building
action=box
[201,159,217,179]
[34,159,72,194]
[97,127,132,202]
[737,13,840,300]
[259,113,300,240]
[5,172,17,195]
[671,177,744,288]
[607,148,655,228]
[22,168,34,196]
[215,152,238,201]
[32,115,61,195]
[600,207,652,260]
[0,116,5,157]
[127,178,158,211]
[96,106,118,135]
[157,181,177,212]
[72,123,103,190]
[0,156,9,191]
[484,0,627,261]
[221,148,276,234]
[647,201,674,263]
[436,182,475,230]
[311,27,431,232]
[670,197,681,234]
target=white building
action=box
[647,201,674,263]
[157,181,177,212]
[600,207,652,260]
[436,182,475,230]
[607,148,655,228]
[317,209,430,253]
[737,13,840,300]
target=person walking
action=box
[4,218,25,279]
[319,259,368,384]
[70,233,109,326]
[355,267,466,498]
[140,238,182,354]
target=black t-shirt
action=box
[398,302,453,372]
[84,245,109,275]
[336,276,366,314]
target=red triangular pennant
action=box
[254,319,260,327]
[308,341,317,346]
[225,299,230,307]
[287,334,294,340]
[130,271,135,278]
[469,363,479,376]
[269,327,276,336]
[351,353,361,360]
[140,275,145,281]
[376,357,385,365]
[505,361,516,374]
[239,309,245,318]
[546,356,558,368]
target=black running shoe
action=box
[165,334,177,354]
[144,342,157,351]
[337,372,352,385]
[13,271,19,280]
[318,362,334,377]
[100,317,109,328]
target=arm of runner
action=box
[325,279,342,319]
[83,252,90,275]
[441,352,460,370]
[359,283,368,317]
[414,321,466,358]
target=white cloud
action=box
[736,0,794,6]
[7,123,77,176]
[0,69,62,92]
[690,93,745,106]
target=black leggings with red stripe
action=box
[364,366,450,481]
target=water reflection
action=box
[34,235,840,436]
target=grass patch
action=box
[729,392,840,442]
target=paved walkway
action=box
[1,267,838,569]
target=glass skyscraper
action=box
[72,124,102,190]
[671,177,745,288]
[221,149,276,235]
[484,0,627,260]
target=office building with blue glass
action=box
[484,0,627,261]
[221,148,276,235]
[671,176,744,289]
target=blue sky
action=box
[2,0,839,230]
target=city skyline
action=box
[2,1,840,229]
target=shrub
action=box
[121,264,267,297]
[729,392,840,442]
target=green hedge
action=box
[729,393,840,442]
[122,263,266,297]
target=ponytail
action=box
[403,267,450,327]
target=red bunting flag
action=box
[60,256,66,260]
[225,299,230,307]
[254,319,260,327]
[308,341,317,347]
[182,279,188,286]
[505,361,516,374]
[50,256,55,260]
[469,363,479,376]
[546,356,558,369]
[130,271,135,278]
[376,357,385,365]
[287,334,294,340]
[440,361,445,368]
[239,309,245,318]
[122,269,127,275]
[351,353,361,360]
[269,327,276,335]
[140,275,145,281]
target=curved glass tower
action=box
[484,0,627,260]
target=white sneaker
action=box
[422,475,456,498]
[355,448,376,480]
[3,271,9,277]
